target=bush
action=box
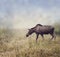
[54,23,60,35]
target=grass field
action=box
[0,29,60,57]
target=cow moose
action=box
[26,24,56,42]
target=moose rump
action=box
[26,24,56,42]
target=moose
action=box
[26,24,56,42]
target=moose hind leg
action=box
[50,33,54,41]
[53,32,56,40]
[41,34,44,40]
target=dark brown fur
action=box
[26,24,56,42]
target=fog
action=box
[0,0,60,29]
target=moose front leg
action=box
[36,34,39,43]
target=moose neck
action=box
[31,28,35,33]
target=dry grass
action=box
[0,29,60,57]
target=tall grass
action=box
[0,29,60,57]
[0,28,13,52]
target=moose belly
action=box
[39,31,50,34]
[36,29,51,34]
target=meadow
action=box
[0,29,60,57]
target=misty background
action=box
[0,0,60,29]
